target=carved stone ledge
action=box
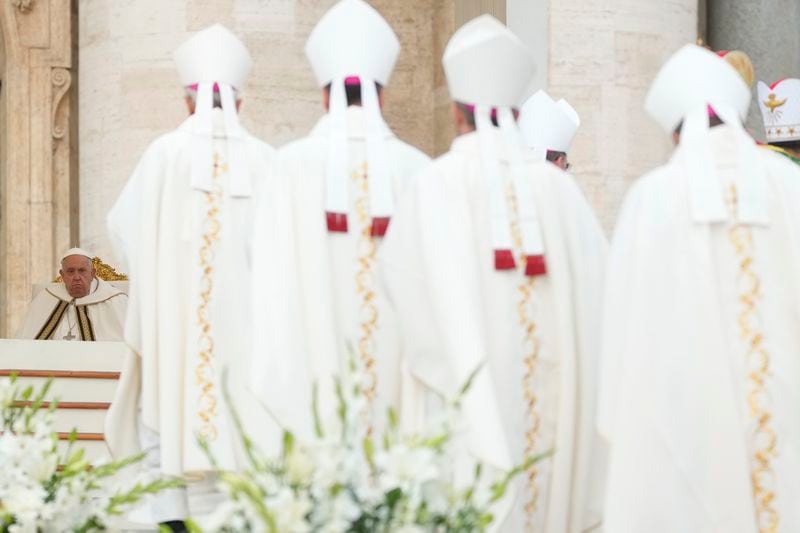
[51,67,71,145]
[10,0,34,14]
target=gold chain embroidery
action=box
[353,163,379,408]
[726,184,779,533]
[195,153,225,442]
[507,181,541,529]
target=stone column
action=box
[79,0,441,262]
[0,0,77,336]
[547,0,698,230]
[707,0,800,141]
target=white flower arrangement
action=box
[0,376,180,533]
[195,361,545,533]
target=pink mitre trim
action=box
[344,76,361,86]
[186,82,222,93]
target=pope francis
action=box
[16,247,127,341]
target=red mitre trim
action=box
[525,255,547,277]
[716,50,729,58]
[494,249,516,270]
[371,217,390,237]
[326,212,348,233]
[771,78,788,90]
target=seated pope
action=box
[15,248,128,341]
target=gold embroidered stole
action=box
[35,300,69,340]
[34,300,96,341]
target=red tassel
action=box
[326,212,348,233]
[371,217,390,237]
[494,249,516,270]
[525,255,547,276]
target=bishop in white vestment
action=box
[380,16,607,533]
[250,0,430,439]
[106,24,274,523]
[16,248,127,341]
[599,44,800,532]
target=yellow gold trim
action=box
[35,300,69,340]
[507,181,542,527]
[194,153,225,442]
[54,257,128,282]
[726,184,779,533]
[353,163,379,413]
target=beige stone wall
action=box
[546,0,698,231]
[79,0,442,263]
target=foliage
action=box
[0,375,182,533]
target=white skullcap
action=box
[61,248,93,261]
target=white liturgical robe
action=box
[16,278,127,341]
[107,108,274,476]
[380,128,607,532]
[599,125,800,532]
[250,106,430,440]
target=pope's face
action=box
[60,255,95,298]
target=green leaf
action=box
[311,382,324,439]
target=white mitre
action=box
[305,0,400,235]
[443,15,533,107]
[61,247,93,262]
[443,15,546,275]
[519,90,580,159]
[757,78,800,143]
[173,24,254,197]
[305,0,399,87]
[645,44,750,134]
[646,43,766,226]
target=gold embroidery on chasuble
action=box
[507,181,543,529]
[76,305,96,341]
[726,184,779,533]
[353,163,379,413]
[35,300,70,340]
[195,152,225,442]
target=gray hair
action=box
[185,86,240,108]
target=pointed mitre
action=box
[519,90,581,152]
[645,44,751,133]
[757,78,800,143]
[305,0,400,86]
[443,15,535,107]
[173,24,253,89]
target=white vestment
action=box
[16,278,127,341]
[251,106,430,441]
[106,108,275,479]
[380,129,607,532]
[599,125,800,532]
